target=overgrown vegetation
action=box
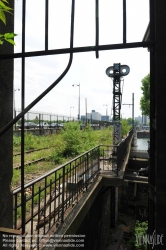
[13,121,132,164]
[40,122,112,164]
[12,121,132,186]
[121,119,132,137]
[125,220,148,250]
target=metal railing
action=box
[13,146,100,249]
[100,129,133,175]
[117,129,133,170]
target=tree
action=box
[140,74,150,117]
[0,0,16,45]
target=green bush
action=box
[121,119,132,137]
[13,136,21,147]
[62,122,84,157]
[49,138,66,164]
[127,220,148,250]
[24,133,38,150]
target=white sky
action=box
[14,0,150,119]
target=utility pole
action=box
[72,83,80,121]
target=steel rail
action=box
[13,156,50,170]
[13,146,55,156]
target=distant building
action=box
[101,115,110,121]
[81,110,101,121]
[91,110,101,120]
[135,115,142,123]
[81,110,111,121]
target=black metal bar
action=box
[30,185,34,247]
[21,0,26,246]
[44,178,47,234]
[61,166,65,223]
[58,174,61,220]
[14,193,18,249]
[123,0,126,43]
[45,0,49,50]
[37,187,41,249]
[49,179,52,229]
[0,41,151,60]
[95,0,99,58]
[54,172,56,224]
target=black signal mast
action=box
[106,63,130,146]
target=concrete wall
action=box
[119,182,148,220]
[75,187,112,250]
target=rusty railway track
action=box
[13,156,50,170]
[13,146,55,156]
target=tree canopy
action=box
[140,74,150,117]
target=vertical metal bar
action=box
[49,179,52,229]
[61,166,65,223]
[123,0,126,43]
[54,172,56,223]
[95,0,99,58]
[70,163,72,204]
[14,194,17,229]
[66,168,69,208]
[58,174,60,220]
[31,185,34,247]
[149,0,155,240]
[44,178,47,234]
[21,1,26,247]
[45,0,49,50]
[86,152,88,190]
[14,194,17,250]
[132,93,134,128]
[37,187,41,249]
[116,146,119,177]
[74,162,78,202]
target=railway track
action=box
[13,147,54,170]
[13,146,55,156]
[13,156,50,170]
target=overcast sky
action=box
[14,0,150,119]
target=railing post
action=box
[86,152,89,190]
[98,146,100,172]
[61,166,65,223]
